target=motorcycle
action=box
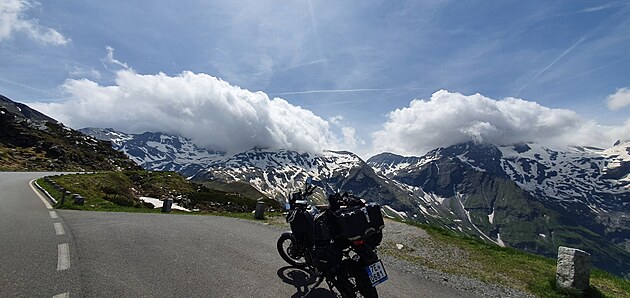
[277,178,387,298]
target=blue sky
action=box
[1,0,630,157]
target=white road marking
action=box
[49,211,58,219]
[53,293,69,298]
[29,179,53,209]
[54,223,65,235]
[57,243,70,271]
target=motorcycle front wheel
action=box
[277,233,308,268]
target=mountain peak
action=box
[0,94,55,123]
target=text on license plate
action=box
[366,260,388,287]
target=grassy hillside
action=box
[380,219,630,298]
[202,180,269,201]
[37,171,281,213]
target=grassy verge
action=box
[35,172,283,219]
[37,176,169,213]
[383,220,629,297]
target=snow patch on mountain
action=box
[497,142,629,212]
[195,148,366,201]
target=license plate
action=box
[366,260,388,286]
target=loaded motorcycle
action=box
[277,178,387,297]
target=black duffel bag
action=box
[335,203,384,246]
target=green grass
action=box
[35,172,283,219]
[393,221,630,297]
[37,176,167,213]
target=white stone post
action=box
[556,246,591,291]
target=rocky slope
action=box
[0,95,139,172]
[368,142,630,277]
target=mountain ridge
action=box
[81,127,630,277]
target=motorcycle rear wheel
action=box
[277,233,308,268]
[353,270,378,298]
[339,259,378,298]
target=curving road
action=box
[0,172,471,297]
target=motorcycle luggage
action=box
[335,203,384,241]
[312,212,334,245]
[314,244,341,272]
[289,211,313,237]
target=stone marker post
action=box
[254,198,265,220]
[72,194,85,206]
[556,246,591,291]
[61,191,71,205]
[161,198,173,213]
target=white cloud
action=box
[101,47,130,71]
[0,0,69,45]
[342,126,360,149]
[31,69,353,154]
[329,115,343,125]
[607,87,630,110]
[372,90,630,156]
[69,67,101,80]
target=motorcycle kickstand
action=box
[300,275,325,298]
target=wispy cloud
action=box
[100,47,130,71]
[578,2,627,13]
[553,57,630,85]
[270,87,429,96]
[516,36,586,96]
[516,4,630,96]
[0,76,56,96]
[0,0,70,45]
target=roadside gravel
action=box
[381,220,535,298]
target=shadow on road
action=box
[277,266,336,297]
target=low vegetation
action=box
[381,219,630,298]
[36,171,281,214]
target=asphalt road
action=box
[0,172,470,297]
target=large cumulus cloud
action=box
[32,70,353,154]
[372,90,630,156]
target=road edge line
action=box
[30,179,57,209]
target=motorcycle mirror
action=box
[306,176,313,185]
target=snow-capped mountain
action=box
[80,127,629,277]
[79,128,224,177]
[499,142,629,210]
[191,148,420,211]
[80,128,420,213]
[368,141,630,277]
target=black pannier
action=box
[335,203,385,243]
[312,212,341,272]
[289,211,313,238]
